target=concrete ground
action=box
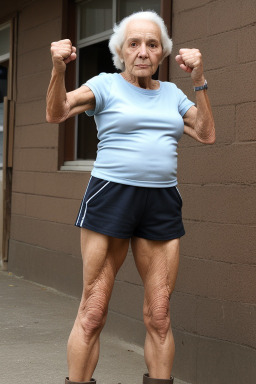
[0,270,189,384]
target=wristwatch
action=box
[194,79,208,92]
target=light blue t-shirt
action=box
[84,72,194,188]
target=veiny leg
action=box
[67,229,129,382]
[131,237,180,379]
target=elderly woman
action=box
[46,10,215,384]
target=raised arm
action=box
[46,39,95,123]
[175,48,215,144]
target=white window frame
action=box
[61,160,95,171]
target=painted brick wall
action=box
[170,1,256,383]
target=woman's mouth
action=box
[136,64,150,69]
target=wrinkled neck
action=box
[121,72,159,90]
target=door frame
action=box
[1,15,17,270]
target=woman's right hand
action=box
[47,39,95,123]
[50,39,77,73]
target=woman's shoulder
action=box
[97,72,117,79]
[160,80,179,91]
[160,81,187,97]
[84,72,117,88]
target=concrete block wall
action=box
[7,0,88,297]
[3,1,256,383]
[6,0,146,347]
[170,1,256,383]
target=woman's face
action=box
[120,19,163,79]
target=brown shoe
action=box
[143,373,174,384]
[65,378,96,384]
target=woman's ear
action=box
[116,47,124,63]
[159,51,166,65]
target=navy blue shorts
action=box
[75,177,185,241]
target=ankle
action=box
[65,377,96,384]
[143,373,174,384]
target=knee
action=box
[144,294,171,342]
[77,290,108,342]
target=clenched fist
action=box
[175,48,204,85]
[50,39,77,72]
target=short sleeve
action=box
[176,87,195,117]
[83,73,114,116]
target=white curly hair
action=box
[108,10,173,71]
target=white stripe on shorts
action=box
[175,186,183,202]
[76,176,92,225]
[80,181,110,227]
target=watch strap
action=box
[194,79,208,91]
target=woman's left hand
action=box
[175,48,204,84]
[176,48,215,144]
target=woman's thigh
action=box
[131,237,180,298]
[81,228,130,294]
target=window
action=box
[117,0,161,21]
[0,23,10,59]
[62,0,171,171]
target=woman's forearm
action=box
[176,49,216,144]
[194,83,215,144]
[46,67,70,123]
[46,40,77,123]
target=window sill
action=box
[60,160,94,172]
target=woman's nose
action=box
[138,43,148,58]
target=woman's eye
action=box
[149,43,156,48]
[130,42,137,47]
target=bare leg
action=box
[67,229,129,381]
[131,237,180,379]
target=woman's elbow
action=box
[201,127,216,144]
[46,112,54,123]
[46,113,59,124]
[46,109,66,124]
[203,136,216,145]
